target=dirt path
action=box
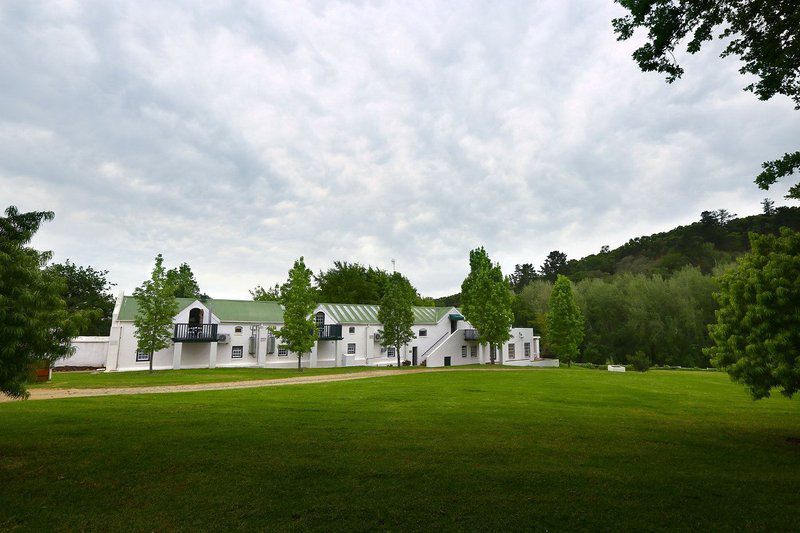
[1,368,471,402]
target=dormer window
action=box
[315,312,325,328]
[188,307,204,326]
[234,326,243,334]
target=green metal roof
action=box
[118,296,453,326]
[320,303,452,325]
[117,296,284,323]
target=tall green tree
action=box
[509,263,538,292]
[540,250,568,282]
[377,273,416,367]
[133,255,179,372]
[613,0,800,198]
[706,229,800,399]
[315,261,423,305]
[546,275,584,366]
[461,247,513,364]
[250,283,281,301]
[279,257,317,371]
[166,262,207,300]
[46,260,116,335]
[1,207,83,398]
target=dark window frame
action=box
[347,343,356,355]
[135,350,151,362]
[232,346,244,359]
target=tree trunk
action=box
[149,350,154,373]
[490,343,496,365]
[298,353,302,371]
[396,345,401,368]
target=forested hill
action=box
[435,205,800,305]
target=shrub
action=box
[628,351,652,372]
[402,360,411,366]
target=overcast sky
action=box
[2,1,798,298]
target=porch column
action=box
[534,338,540,359]
[310,343,318,368]
[173,342,183,370]
[334,340,339,367]
[257,338,266,368]
[209,341,218,368]
[478,343,485,364]
[499,344,504,365]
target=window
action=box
[315,312,325,328]
[232,346,243,359]
[419,329,427,337]
[188,307,204,326]
[278,345,288,356]
[387,346,395,358]
[347,343,356,355]
[349,326,355,334]
[234,326,243,334]
[508,344,515,359]
[461,345,467,358]
[470,345,478,358]
[524,342,531,358]
[135,350,150,362]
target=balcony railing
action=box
[173,323,219,343]
[464,329,480,341]
[317,324,343,340]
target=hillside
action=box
[435,206,800,305]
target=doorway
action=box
[444,356,451,367]
[412,347,418,366]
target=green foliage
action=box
[461,247,513,363]
[250,283,281,301]
[377,273,416,367]
[546,275,584,365]
[45,260,115,336]
[706,228,800,399]
[628,351,652,372]
[509,263,538,292]
[133,255,179,372]
[0,207,85,398]
[315,261,425,305]
[279,257,317,370]
[613,1,800,197]
[539,250,568,281]
[166,262,207,300]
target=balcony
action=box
[173,323,219,343]
[464,329,480,341]
[317,324,343,340]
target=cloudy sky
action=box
[2,1,798,298]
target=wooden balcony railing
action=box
[464,329,480,341]
[173,323,218,342]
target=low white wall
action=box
[531,359,559,367]
[57,336,110,368]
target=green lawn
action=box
[32,365,388,389]
[2,368,798,531]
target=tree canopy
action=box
[1,207,84,397]
[166,263,207,300]
[377,273,416,367]
[46,260,116,336]
[133,254,179,372]
[706,228,800,399]
[461,247,513,363]
[613,0,800,198]
[250,283,281,301]
[545,275,584,366]
[539,251,568,282]
[279,257,318,371]
[315,261,426,306]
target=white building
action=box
[70,293,543,371]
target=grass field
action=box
[2,368,799,531]
[31,365,388,389]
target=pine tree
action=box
[461,247,513,363]
[279,257,317,371]
[546,275,584,366]
[378,273,416,367]
[133,255,179,372]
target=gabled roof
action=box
[117,296,284,323]
[319,303,453,325]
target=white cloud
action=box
[1,0,798,298]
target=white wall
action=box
[56,336,109,368]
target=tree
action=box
[166,263,207,300]
[509,263,538,293]
[540,250,568,281]
[133,255,179,372]
[279,257,317,371]
[613,0,800,198]
[250,283,281,301]
[315,261,423,305]
[46,261,116,336]
[461,247,513,364]
[762,198,775,216]
[377,273,416,367]
[1,207,83,398]
[706,229,800,399]
[546,275,584,366]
